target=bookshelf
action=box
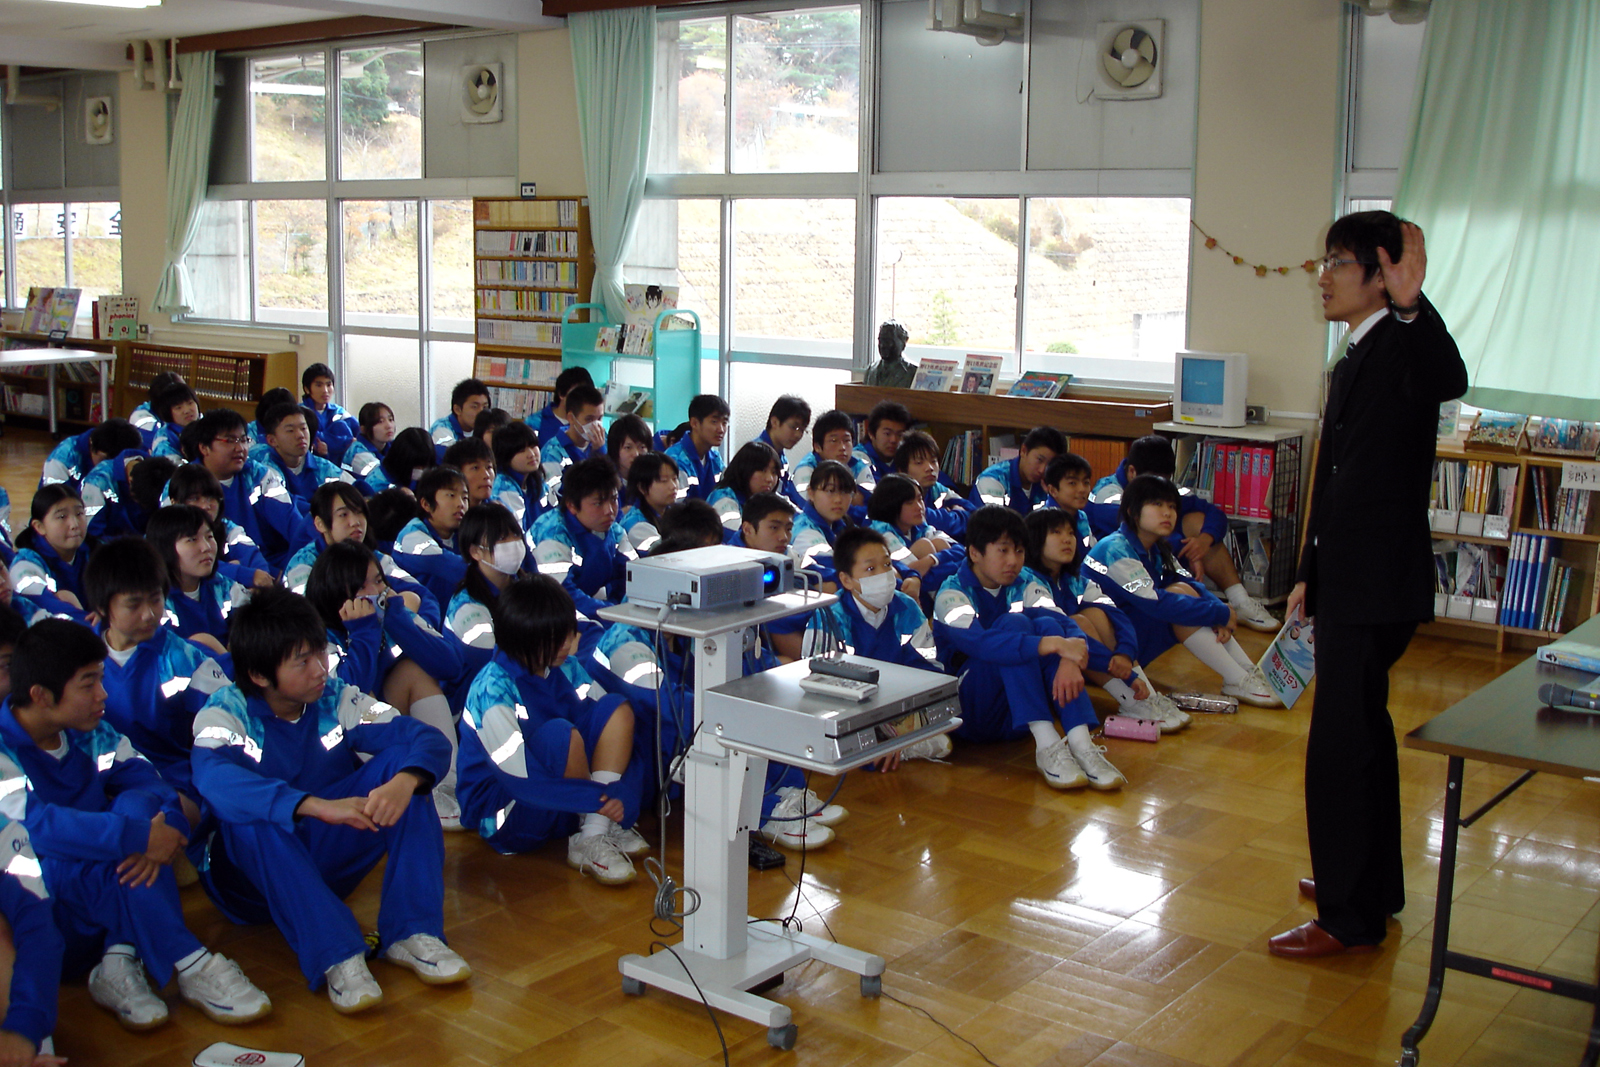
[1423,438,1600,652]
[0,330,117,430]
[119,342,297,421]
[561,304,702,431]
[1155,421,1306,604]
[472,197,594,417]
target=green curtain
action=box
[153,51,217,315]
[1394,0,1600,420]
[570,8,656,326]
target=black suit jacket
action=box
[1296,298,1468,626]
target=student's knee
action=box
[565,727,587,777]
[992,613,1033,634]
[1168,582,1198,597]
[1075,607,1110,641]
[1182,511,1205,537]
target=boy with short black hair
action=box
[893,430,973,542]
[130,371,186,448]
[0,619,271,1031]
[792,409,871,496]
[442,436,497,505]
[393,467,471,605]
[1041,451,1112,547]
[41,418,143,491]
[664,394,730,501]
[1089,434,1277,630]
[932,505,1126,791]
[259,401,352,505]
[853,399,911,491]
[192,587,468,1013]
[970,426,1066,514]
[180,409,301,571]
[301,362,358,463]
[531,456,635,621]
[540,383,606,493]
[759,395,811,506]
[536,366,596,447]
[149,385,200,460]
[430,379,492,460]
[735,493,808,661]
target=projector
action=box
[624,545,794,610]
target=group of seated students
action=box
[0,362,1286,1061]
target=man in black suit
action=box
[1270,212,1468,959]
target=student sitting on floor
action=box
[306,543,464,830]
[256,402,352,505]
[459,574,650,885]
[83,450,172,540]
[284,483,440,625]
[472,407,511,450]
[445,503,530,694]
[1040,452,1117,549]
[531,456,635,623]
[893,430,974,542]
[490,419,547,534]
[177,410,301,572]
[792,409,871,499]
[442,437,497,507]
[539,383,607,495]
[149,385,201,461]
[663,394,730,502]
[0,811,62,1066]
[757,394,811,507]
[12,485,97,622]
[851,399,910,492]
[164,463,275,591]
[365,426,438,496]
[430,378,491,460]
[969,426,1066,514]
[1,619,271,1031]
[618,453,678,555]
[84,538,232,827]
[534,366,594,447]
[129,371,185,449]
[1085,474,1279,707]
[301,362,359,463]
[191,587,469,1014]
[1089,435,1279,631]
[790,460,860,593]
[606,413,654,486]
[245,388,294,447]
[393,467,472,608]
[1021,508,1189,733]
[342,401,397,495]
[708,440,782,535]
[932,505,1126,791]
[147,505,251,656]
[737,492,807,662]
[865,473,953,583]
[41,418,142,492]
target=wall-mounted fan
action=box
[85,96,114,145]
[461,63,503,125]
[1095,20,1164,101]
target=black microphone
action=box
[1538,683,1600,712]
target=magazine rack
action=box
[561,304,702,431]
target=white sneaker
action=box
[325,953,384,1014]
[1129,696,1187,734]
[1222,666,1282,708]
[434,783,464,832]
[382,934,472,985]
[89,953,169,1030]
[1069,743,1127,792]
[567,832,638,885]
[1231,595,1279,632]
[606,822,651,856]
[178,952,272,1025]
[1143,688,1192,728]
[758,790,836,851]
[1035,739,1088,790]
[898,733,954,761]
[776,785,847,827]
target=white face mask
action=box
[855,570,897,610]
[483,539,527,575]
[410,467,425,484]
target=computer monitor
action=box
[1173,350,1248,428]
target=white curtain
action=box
[152,51,217,314]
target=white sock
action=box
[1102,677,1141,710]
[1027,720,1061,752]
[582,770,623,837]
[409,694,458,779]
[175,948,210,974]
[1224,582,1251,607]
[1133,664,1159,692]
[1182,630,1249,685]
[105,943,137,961]
[1225,637,1255,670]
[1064,723,1097,758]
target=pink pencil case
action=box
[1102,715,1161,742]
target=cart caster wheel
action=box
[860,974,881,998]
[1399,1053,1418,1067]
[767,1024,797,1050]
[620,976,644,996]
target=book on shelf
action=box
[97,295,138,340]
[473,230,579,257]
[1528,416,1600,459]
[910,358,958,392]
[485,386,551,420]
[604,381,655,421]
[477,320,562,348]
[959,354,1003,395]
[475,198,580,228]
[941,429,983,486]
[23,287,82,335]
[1495,533,1572,631]
[1465,410,1528,449]
[473,354,558,389]
[1006,371,1072,399]
[595,327,619,353]
[475,260,579,287]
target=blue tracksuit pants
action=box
[953,614,1099,742]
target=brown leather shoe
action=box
[1267,921,1376,959]
[1298,878,1316,903]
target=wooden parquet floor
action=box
[3,428,1594,1067]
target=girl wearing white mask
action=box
[446,502,533,672]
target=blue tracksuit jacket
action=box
[969,458,1050,514]
[530,508,633,622]
[0,820,60,1051]
[324,600,462,700]
[40,430,95,490]
[1089,461,1228,547]
[99,627,232,797]
[800,590,940,671]
[664,436,724,502]
[165,571,250,646]
[393,518,470,608]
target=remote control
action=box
[808,655,880,683]
[799,673,878,703]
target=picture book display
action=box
[96,295,139,340]
[22,287,82,335]
[959,354,1003,395]
[1258,604,1315,709]
[1006,372,1072,399]
[1465,410,1528,449]
[618,284,679,356]
[910,358,958,392]
[1529,417,1600,459]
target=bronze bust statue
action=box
[865,320,915,388]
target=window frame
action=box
[3,197,124,317]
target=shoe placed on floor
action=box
[1035,739,1088,790]
[434,782,465,832]
[567,831,638,885]
[1232,595,1280,632]
[1222,667,1282,708]
[325,953,384,1013]
[382,933,472,985]
[776,785,847,827]
[1267,920,1376,959]
[89,953,169,1031]
[606,821,651,856]
[757,789,836,851]
[1128,696,1187,734]
[1141,689,1191,730]
[898,733,954,761]
[1298,877,1317,903]
[1069,743,1127,792]
[178,952,272,1025]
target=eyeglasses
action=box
[216,435,250,446]
[1317,255,1366,276]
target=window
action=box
[250,53,328,182]
[428,199,475,334]
[733,198,854,356]
[875,197,1017,359]
[342,199,419,328]
[254,199,329,326]
[9,201,123,318]
[338,46,423,181]
[72,203,124,308]
[12,203,68,296]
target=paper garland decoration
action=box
[1191,221,1319,278]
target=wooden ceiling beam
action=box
[151,17,461,56]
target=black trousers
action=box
[1304,618,1418,946]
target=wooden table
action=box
[1401,614,1600,1066]
[0,347,115,435]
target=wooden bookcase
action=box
[0,330,117,430]
[119,342,297,421]
[472,196,594,417]
[1423,438,1600,651]
[561,304,702,432]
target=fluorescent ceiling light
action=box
[38,0,162,8]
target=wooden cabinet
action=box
[120,342,296,420]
